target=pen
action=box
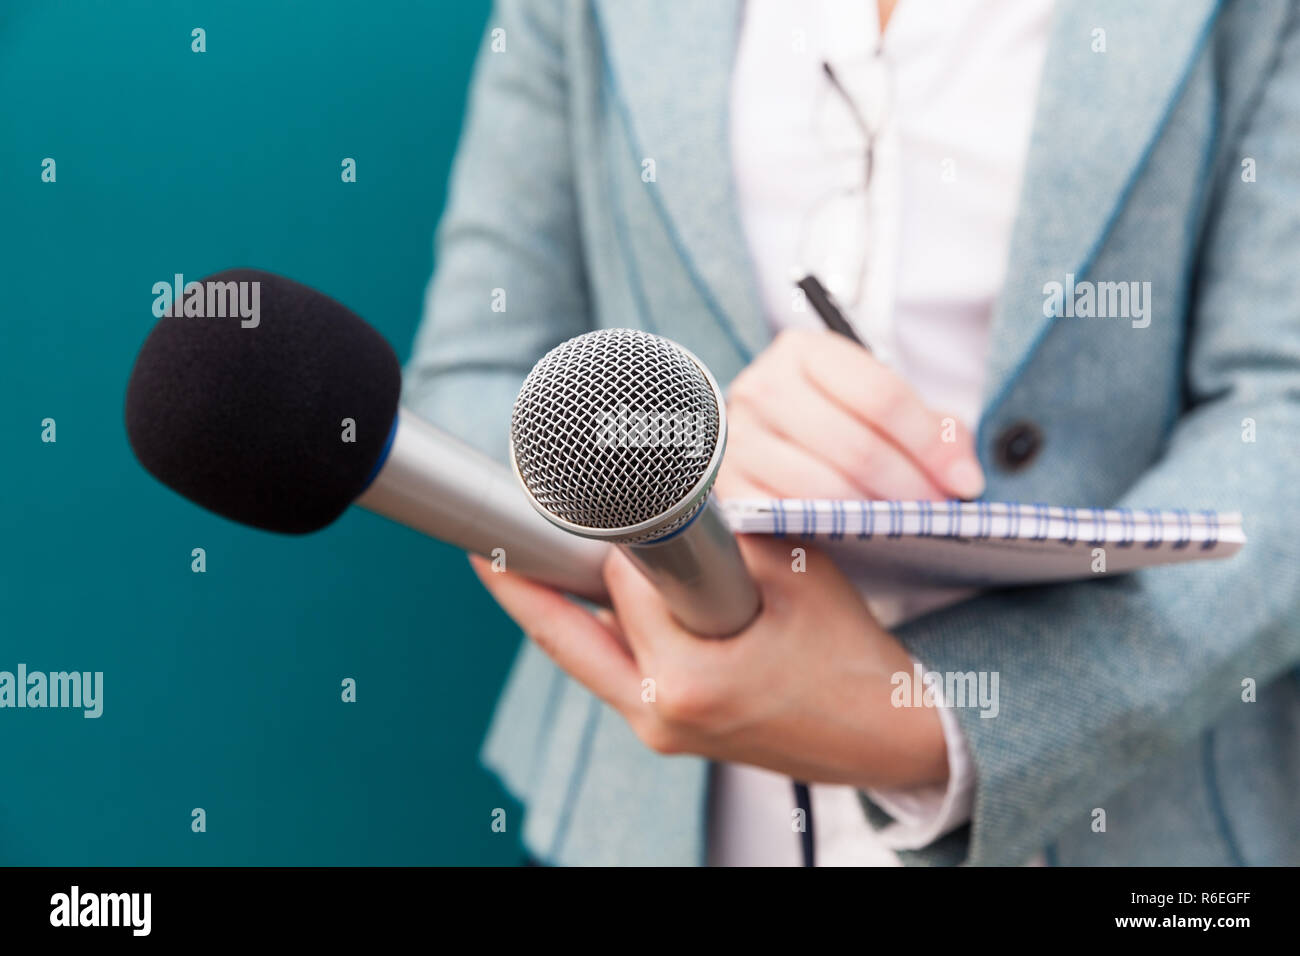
[795,274,986,502]
[796,274,872,352]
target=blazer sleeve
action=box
[870,19,1300,866]
[403,0,591,462]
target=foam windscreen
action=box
[125,268,401,533]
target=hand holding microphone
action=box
[473,328,947,790]
[124,268,944,787]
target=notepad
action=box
[719,499,1244,591]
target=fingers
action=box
[469,555,641,714]
[712,463,779,500]
[748,330,985,499]
[600,549,686,659]
[721,414,871,499]
[728,536,883,646]
[593,606,635,658]
[728,388,948,500]
[713,445,783,499]
[735,533,855,600]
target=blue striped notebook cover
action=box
[719,499,1244,589]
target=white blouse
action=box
[716,0,1054,866]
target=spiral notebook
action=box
[720,499,1245,591]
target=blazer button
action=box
[994,421,1043,472]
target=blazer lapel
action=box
[593,0,1223,396]
[592,0,771,363]
[982,0,1221,418]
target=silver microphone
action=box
[509,329,762,637]
[356,408,610,602]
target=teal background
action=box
[0,0,528,864]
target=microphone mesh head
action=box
[511,329,721,539]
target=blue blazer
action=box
[405,0,1300,865]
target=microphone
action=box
[510,329,762,637]
[124,268,609,601]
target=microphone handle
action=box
[357,409,611,603]
[361,411,759,635]
[622,498,762,637]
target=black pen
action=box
[796,274,986,502]
[796,274,872,352]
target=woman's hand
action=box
[470,535,948,791]
[715,328,985,501]
[467,329,974,789]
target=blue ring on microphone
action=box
[640,501,709,544]
[359,413,400,493]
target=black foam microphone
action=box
[125,268,608,598]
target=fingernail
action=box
[946,460,985,499]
